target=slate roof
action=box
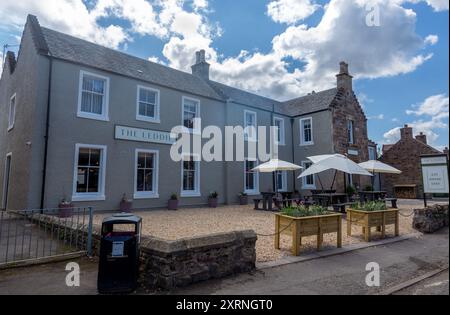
[279,88,337,116]
[26,14,339,117]
[207,81,283,112]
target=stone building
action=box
[0,15,374,211]
[379,125,444,198]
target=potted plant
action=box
[58,197,73,218]
[347,201,399,242]
[120,193,133,213]
[208,191,219,208]
[239,192,248,205]
[275,205,343,256]
[168,193,179,211]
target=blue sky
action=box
[0,0,448,150]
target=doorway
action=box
[2,153,12,210]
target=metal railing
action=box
[0,207,93,266]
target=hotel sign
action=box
[115,125,176,145]
[420,155,449,194]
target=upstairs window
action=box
[244,110,257,141]
[182,97,200,132]
[348,120,355,144]
[137,86,160,123]
[300,117,313,145]
[78,71,109,121]
[8,94,16,131]
[273,117,285,145]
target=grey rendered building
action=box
[0,15,373,211]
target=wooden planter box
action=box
[274,213,343,256]
[347,208,399,242]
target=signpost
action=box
[420,154,449,207]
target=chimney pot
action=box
[336,61,353,91]
[191,49,210,81]
[415,132,427,144]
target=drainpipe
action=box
[291,117,296,192]
[40,56,53,210]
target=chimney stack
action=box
[415,132,427,144]
[191,49,210,81]
[400,124,413,140]
[336,61,353,91]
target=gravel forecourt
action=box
[89,199,444,263]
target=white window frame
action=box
[368,146,376,160]
[301,161,316,189]
[276,171,288,192]
[244,158,260,195]
[136,85,160,123]
[72,144,107,202]
[180,153,201,197]
[134,149,159,199]
[77,70,110,122]
[273,117,286,146]
[244,110,257,142]
[348,120,354,144]
[8,94,16,131]
[300,117,314,146]
[2,152,12,209]
[182,96,201,134]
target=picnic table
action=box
[312,193,348,207]
[359,191,387,202]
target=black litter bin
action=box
[97,213,142,294]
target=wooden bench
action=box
[332,202,354,213]
[384,198,398,208]
[253,198,262,210]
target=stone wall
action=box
[413,204,449,233]
[30,213,257,290]
[379,125,442,198]
[139,230,257,290]
[331,88,371,191]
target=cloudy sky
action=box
[0,0,448,150]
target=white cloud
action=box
[406,94,449,118]
[267,0,320,24]
[368,114,385,120]
[383,94,449,146]
[206,0,437,100]
[424,34,439,45]
[0,0,128,48]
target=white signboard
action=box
[115,125,176,145]
[112,242,124,257]
[421,156,449,194]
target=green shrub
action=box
[364,185,374,192]
[281,205,329,218]
[346,185,356,195]
[351,201,387,212]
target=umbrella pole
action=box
[317,174,324,191]
[330,170,338,191]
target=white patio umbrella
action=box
[252,159,302,195]
[299,154,373,191]
[358,160,402,191]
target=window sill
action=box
[300,142,314,146]
[77,112,109,122]
[245,191,260,196]
[133,193,159,200]
[7,125,14,132]
[72,194,106,202]
[136,116,161,124]
[302,186,316,190]
[180,192,201,198]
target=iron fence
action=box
[0,207,93,267]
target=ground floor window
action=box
[276,171,287,192]
[181,155,200,197]
[134,149,159,199]
[72,144,107,201]
[245,159,259,194]
[301,161,315,189]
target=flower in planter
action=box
[209,191,219,199]
[239,192,248,197]
[170,193,179,200]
